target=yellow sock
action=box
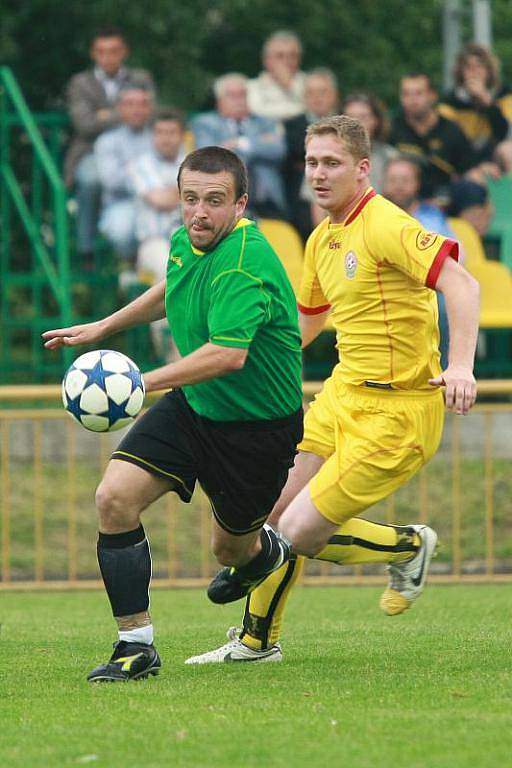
[316,518,421,565]
[240,555,305,650]
[240,520,420,649]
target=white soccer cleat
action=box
[185,627,283,664]
[380,525,438,616]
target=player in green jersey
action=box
[42,146,303,681]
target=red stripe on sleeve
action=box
[426,239,459,289]
[297,302,331,315]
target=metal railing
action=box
[1,381,512,590]
[0,66,72,381]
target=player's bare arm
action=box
[143,342,248,392]
[299,308,331,348]
[42,280,167,350]
[429,257,480,415]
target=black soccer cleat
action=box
[87,640,161,683]
[207,566,268,604]
[208,526,290,604]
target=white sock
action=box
[118,624,154,645]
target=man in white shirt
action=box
[130,108,186,283]
[94,84,153,259]
[247,30,306,122]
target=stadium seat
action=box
[257,218,304,294]
[447,217,486,271]
[467,259,512,328]
[484,176,512,270]
[448,216,512,328]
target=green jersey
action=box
[165,218,302,421]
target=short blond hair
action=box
[305,115,370,161]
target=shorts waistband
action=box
[344,382,443,399]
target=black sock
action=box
[236,526,290,579]
[97,524,151,617]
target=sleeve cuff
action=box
[297,302,331,315]
[426,239,459,289]
[210,335,252,349]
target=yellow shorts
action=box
[299,377,445,526]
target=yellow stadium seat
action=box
[257,218,304,294]
[183,129,195,153]
[447,217,486,271]
[468,260,512,328]
[447,217,512,327]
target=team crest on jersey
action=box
[345,251,358,279]
[170,254,183,267]
[416,231,438,251]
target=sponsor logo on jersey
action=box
[416,232,438,250]
[329,240,342,249]
[170,254,183,267]
[345,250,358,278]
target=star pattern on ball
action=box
[62,350,144,432]
[65,392,90,422]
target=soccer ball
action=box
[62,349,145,432]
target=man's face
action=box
[153,120,183,159]
[463,55,488,86]
[400,76,435,120]
[304,75,338,118]
[117,89,153,129]
[305,133,369,215]
[218,82,249,120]
[343,101,377,139]
[91,36,127,77]
[180,169,248,251]
[264,39,301,77]
[382,160,420,211]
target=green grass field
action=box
[1,585,512,768]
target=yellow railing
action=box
[1,382,512,590]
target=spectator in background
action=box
[247,31,306,122]
[383,155,454,368]
[448,178,494,238]
[64,28,155,268]
[342,92,398,192]
[192,73,286,218]
[129,108,186,361]
[95,83,153,261]
[440,43,512,166]
[389,73,476,205]
[129,108,185,283]
[283,68,340,240]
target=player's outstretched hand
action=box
[429,366,477,415]
[41,320,106,350]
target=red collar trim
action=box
[344,188,376,227]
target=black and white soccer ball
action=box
[62,350,145,432]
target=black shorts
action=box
[112,389,303,535]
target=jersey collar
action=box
[343,187,376,226]
[190,217,254,255]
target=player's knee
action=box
[279,518,325,558]
[212,540,251,567]
[95,481,139,530]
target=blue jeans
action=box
[74,153,101,254]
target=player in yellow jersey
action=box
[188,115,479,663]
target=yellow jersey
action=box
[298,188,459,390]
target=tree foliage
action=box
[2,0,512,113]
